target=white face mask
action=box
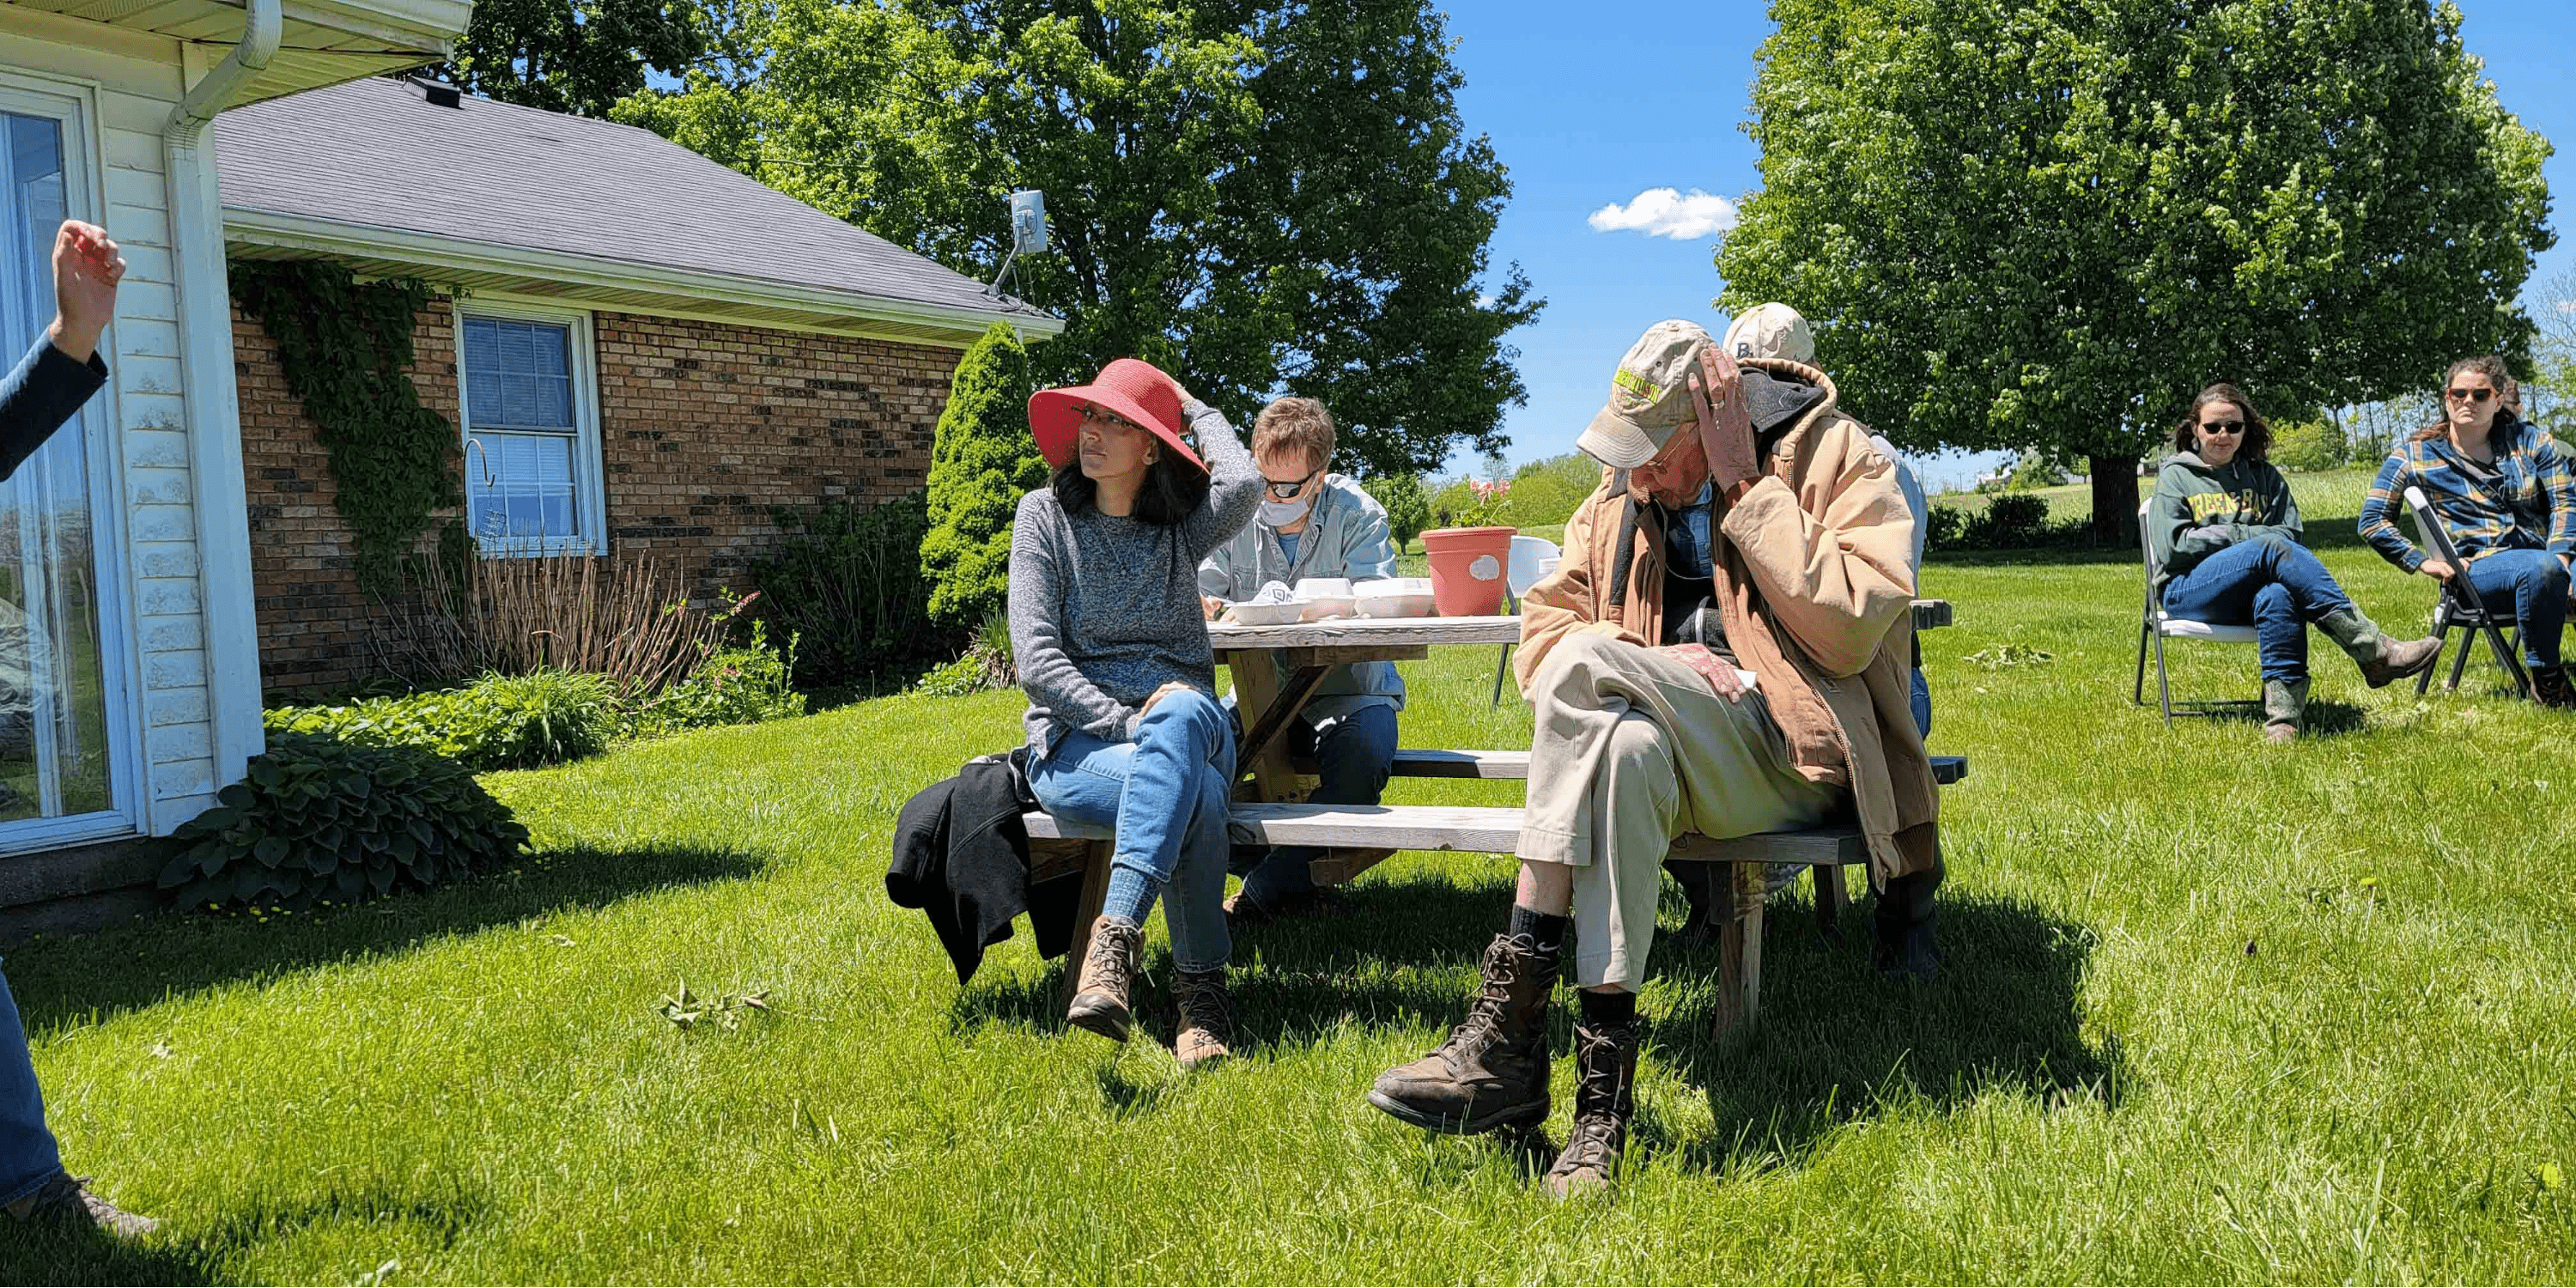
[1258,496,1313,529]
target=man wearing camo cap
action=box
[1366,318,1941,1200]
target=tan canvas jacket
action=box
[1515,359,1939,881]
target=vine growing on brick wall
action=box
[231,259,462,592]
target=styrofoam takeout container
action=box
[1221,600,1305,627]
[1294,577,1357,622]
[1353,577,1438,619]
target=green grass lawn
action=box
[1930,465,2383,527]
[6,488,2574,1283]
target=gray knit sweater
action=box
[1009,401,1260,756]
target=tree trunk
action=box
[2090,456,2142,546]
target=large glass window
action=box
[0,102,118,830]
[459,310,602,554]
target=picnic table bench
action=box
[1025,599,1962,1042]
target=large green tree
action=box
[920,323,1044,629]
[617,0,1540,477]
[433,0,706,118]
[1716,0,2554,538]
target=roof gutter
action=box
[158,0,282,825]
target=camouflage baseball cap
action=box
[1722,302,1815,363]
[1577,319,1710,470]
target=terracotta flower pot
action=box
[1420,526,1516,617]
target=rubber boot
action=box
[1369,933,1555,1133]
[1543,1017,1638,1200]
[2318,609,2442,689]
[2263,676,2310,744]
[1873,868,1941,980]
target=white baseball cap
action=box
[1722,302,1815,364]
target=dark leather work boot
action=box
[1369,933,1556,1134]
[1874,869,1942,981]
[1543,1018,1639,1200]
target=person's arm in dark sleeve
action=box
[0,337,107,478]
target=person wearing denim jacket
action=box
[0,220,155,1238]
[2357,354,2576,708]
[1197,398,1403,925]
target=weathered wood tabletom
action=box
[1208,614,1523,802]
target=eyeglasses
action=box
[2199,421,2245,435]
[1078,406,1143,435]
[1261,469,1320,500]
[2445,386,2495,404]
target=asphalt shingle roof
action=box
[216,77,1047,323]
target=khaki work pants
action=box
[1516,630,1844,990]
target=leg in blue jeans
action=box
[2161,536,2355,683]
[1235,704,1399,909]
[1027,690,1237,973]
[0,962,64,1207]
[2464,550,2569,671]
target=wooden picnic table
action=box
[1212,614,1522,802]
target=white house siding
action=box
[1,6,234,838]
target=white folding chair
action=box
[2132,501,2263,722]
[2403,485,2531,700]
[1490,535,1560,706]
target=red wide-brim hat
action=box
[1027,357,1206,473]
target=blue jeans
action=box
[1910,667,1932,738]
[0,961,63,1206]
[1230,704,1399,908]
[1028,690,1236,974]
[2463,550,2569,671]
[2161,537,2358,684]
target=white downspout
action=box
[157,0,278,829]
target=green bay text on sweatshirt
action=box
[2146,451,2304,584]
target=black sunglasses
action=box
[2445,386,2495,404]
[2200,420,2245,435]
[1261,469,1320,500]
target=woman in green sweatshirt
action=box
[2149,383,2441,741]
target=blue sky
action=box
[1442,0,2576,492]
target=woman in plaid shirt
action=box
[2357,355,2576,708]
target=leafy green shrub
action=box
[1925,503,1967,551]
[267,669,617,772]
[2269,419,2348,472]
[621,618,806,738]
[1373,472,1431,553]
[754,490,937,687]
[911,610,1017,698]
[1965,492,2050,547]
[920,323,1044,629]
[160,730,529,911]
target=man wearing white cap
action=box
[1368,319,1941,1200]
[1726,302,1935,735]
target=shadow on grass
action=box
[1,1179,493,1286]
[1640,888,2122,1172]
[7,842,771,1034]
[946,873,1515,1049]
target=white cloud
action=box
[1587,187,1739,240]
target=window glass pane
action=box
[0,110,113,822]
[465,432,578,545]
[460,317,576,432]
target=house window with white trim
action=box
[458,305,605,555]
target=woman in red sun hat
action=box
[1007,357,1259,1067]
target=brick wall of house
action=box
[235,295,956,696]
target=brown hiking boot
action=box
[1172,969,1234,1070]
[1066,916,1142,1043]
[2321,610,2442,688]
[5,1173,157,1238]
[1369,933,1555,1134]
[2535,666,2576,711]
[1543,1018,1639,1200]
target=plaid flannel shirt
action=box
[2357,418,2576,574]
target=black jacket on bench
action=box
[886,749,1080,984]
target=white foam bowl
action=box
[1354,577,1438,619]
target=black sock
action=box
[1506,905,1569,958]
[1578,989,1637,1028]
